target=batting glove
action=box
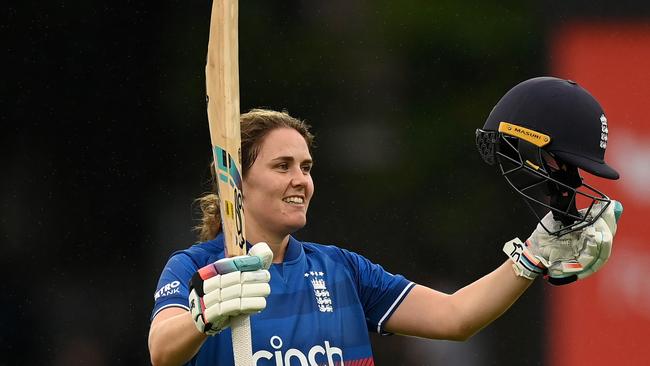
[503,200,623,284]
[189,242,273,335]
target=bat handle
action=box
[230,314,253,365]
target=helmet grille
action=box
[475,129,499,165]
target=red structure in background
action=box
[549,22,650,365]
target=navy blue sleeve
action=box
[150,253,199,321]
[338,248,415,335]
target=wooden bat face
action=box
[205,0,246,258]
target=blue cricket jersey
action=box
[151,234,415,366]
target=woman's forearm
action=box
[385,260,533,341]
[450,260,533,339]
[149,310,208,366]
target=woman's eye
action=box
[302,165,312,173]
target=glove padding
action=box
[189,242,273,335]
[504,200,622,284]
[542,200,621,285]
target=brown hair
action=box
[194,108,315,242]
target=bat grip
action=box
[230,314,253,365]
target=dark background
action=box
[4,1,648,365]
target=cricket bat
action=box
[205,0,251,364]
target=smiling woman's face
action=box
[243,127,314,238]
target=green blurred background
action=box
[4,1,648,365]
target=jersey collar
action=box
[232,235,303,263]
[282,235,303,263]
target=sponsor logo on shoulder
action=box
[154,280,181,300]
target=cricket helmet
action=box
[476,77,619,236]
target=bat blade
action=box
[205,0,252,364]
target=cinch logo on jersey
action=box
[252,336,343,366]
[600,114,608,149]
[153,281,181,300]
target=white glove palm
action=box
[504,200,622,285]
[189,242,273,335]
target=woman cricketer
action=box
[149,80,621,366]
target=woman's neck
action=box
[245,227,290,263]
